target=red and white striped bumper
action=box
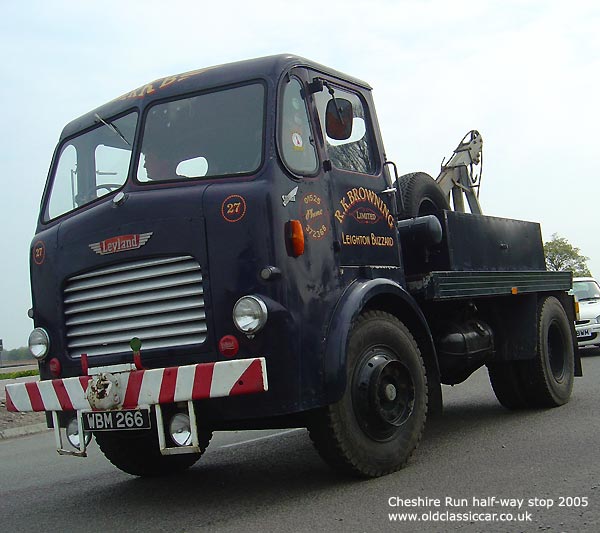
[6,357,268,413]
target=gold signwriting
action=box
[303,193,328,240]
[114,67,213,101]
[342,233,394,247]
[335,187,394,229]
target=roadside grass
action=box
[0,369,39,380]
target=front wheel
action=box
[95,412,212,477]
[308,311,428,478]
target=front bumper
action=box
[6,357,268,457]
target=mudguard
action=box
[322,278,443,414]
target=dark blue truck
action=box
[7,55,580,478]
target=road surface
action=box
[1,353,599,532]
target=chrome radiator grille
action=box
[64,256,207,357]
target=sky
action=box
[1,0,599,349]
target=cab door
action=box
[307,75,400,269]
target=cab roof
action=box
[60,54,372,140]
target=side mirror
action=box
[326,98,353,140]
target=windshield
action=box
[137,83,264,182]
[572,280,600,300]
[44,112,137,221]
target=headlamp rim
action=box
[28,327,50,360]
[232,295,268,334]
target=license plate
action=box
[576,328,591,338]
[82,409,151,431]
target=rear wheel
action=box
[488,296,574,409]
[526,296,574,407]
[488,360,529,409]
[308,311,428,477]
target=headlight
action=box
[28,328,50,360]
[233,295,268,334]
[595,315,600,324]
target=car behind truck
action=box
[7,54,580,478]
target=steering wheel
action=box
[95,183,122,193]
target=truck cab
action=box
[31,55,406,417]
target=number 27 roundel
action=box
[221,194,247,223]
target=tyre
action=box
[488,360,529,409]
[95,410,212,477]
[308,311,428,478]
[398,172,449,219]
[487,296,574,409]
[525,296,575,407]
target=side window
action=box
[315,86,375,174]
[279,78,318,175]
[48,144,78,220]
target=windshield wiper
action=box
[94,113,131,147]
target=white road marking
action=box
[218,428,303,449]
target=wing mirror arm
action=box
[322,81,345,127]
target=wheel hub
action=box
[384,383,397,401]
[353,350,415,441]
